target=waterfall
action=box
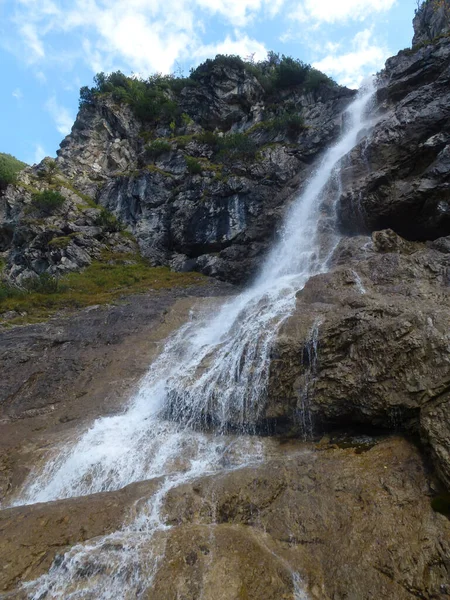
[9,82,375,600]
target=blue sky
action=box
[1,0,416,165]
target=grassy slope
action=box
[0,251,204,326]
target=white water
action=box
[10,83,375,599]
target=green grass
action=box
[0,152,27,188]
[146,139,172,159]
[185,156,203,174]
[0,252,205,326]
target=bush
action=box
[257,112,305,139]
[37,159,58,184]
[305,68,336,91]
[0,152,27,189]
[196,131,219,147]
[146,139,172,160]
[274,56,310,88]
[190,55,246,79]
[94,208,124,232]
[79,71,180,125]
[22,272,61,294]
[185,156,202,174]
[216,133,257,163]
[31,190,65,215]
[78,54,336,126]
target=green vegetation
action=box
[0,153,27,188]
[185,156,203,174]
[78,52,336,129]
[80,71,182,125]
[0,251,204,325]
[37,159,59,184]
[253,112,305,139]
[190,51,336,93]
[146,139,172,159]
[48,234,79,249]
[216,133,258,163]
[93,208,124,232]
[30,190,66,215]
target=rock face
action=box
[264,230,450,487]
[52,69,354,283]
[1,437,449,599]
[337,26,450,241]
[413,0,450,46]
[0,162,137,284]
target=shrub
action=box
[185,156,202,175]
[37,159,58,184]
[274,56,310,88]
[146,139,172,159]
[0,152,27,189]
[216,133,257,163]
[196,131,219,147]
[31,190,65,215]
[257,112,305,139]
[190,55,246,79]
[305,68,336,91]
[22,272,61,294]
[79,71,179,125]
[94,208,124,232]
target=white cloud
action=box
[9,0,277,77]
[12,88,23,100]
[293,0,396,23]
[195,0,285,27]
[19,22,45,61]
[45,96,74,135]
[193,34,267,63]
[32,143,47,164]
[313,28,390,88]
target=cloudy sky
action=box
[2,0,417,164]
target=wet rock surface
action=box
[0,279,233,503]
[266,230,450,487]
[337,33,450,241]
[52,71,354,284]
[1,437,448,599]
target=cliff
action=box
[1,11,450,600]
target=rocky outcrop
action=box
[264,229,450,487]
[413,0,450,46]
[0,164,136,284]
[1,437,449,599]
[51,69,354,283]
[337,30,450,241]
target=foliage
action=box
[215,133,258,162]
[195,131,219,146]
[146,139,172,159]
[190,54,247,79]
[273,55,310,88]
[30,190,65,215]
[0,252,205,325]
[78,52,336,126]
[80,71,179,124]
[256,112,305,139]
[185,156,203,174]
[0,152,27,188]
[37,159,58,184]
[48,234,78,249]
[93,208,124,232]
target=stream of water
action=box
[11,82,375,599]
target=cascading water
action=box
[8,81,375,600]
